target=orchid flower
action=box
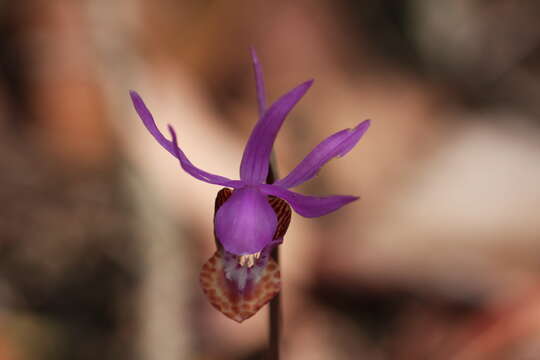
[130,49,370,322]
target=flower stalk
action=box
[266,162,281,360]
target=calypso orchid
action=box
[130,49,370,322]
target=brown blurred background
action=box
[1,1,540,359]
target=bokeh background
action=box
[1,1,540,359]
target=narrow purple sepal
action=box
[215,187,278,254]
[130,90,177,155]
[129,90,240,187]
[275,119,371,189]
[167,125,244,187]
[250,47,266,117]
[260,184,359,218]
[239,80,314,184]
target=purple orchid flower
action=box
[130,49,370,322]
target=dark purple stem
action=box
[266,160,281,360]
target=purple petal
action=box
[250,47,266,117]
[239,80,314,184]
[130,90,240,187]
[215,187,277,254]
[275,120,371,188]
[260,184,359,218]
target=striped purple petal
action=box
[239,80,313,184]
[275,120,371,189]
[259,184,358,218]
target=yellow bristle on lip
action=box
[238,252,261,268]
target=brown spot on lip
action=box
[200,250,281,323]
[240,311,251,319]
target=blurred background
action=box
[0,0,540,359]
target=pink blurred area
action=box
[1,1,540,359]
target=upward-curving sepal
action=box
[275,120,371,189]
[250,47,266,117]
[239,80,313,184]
